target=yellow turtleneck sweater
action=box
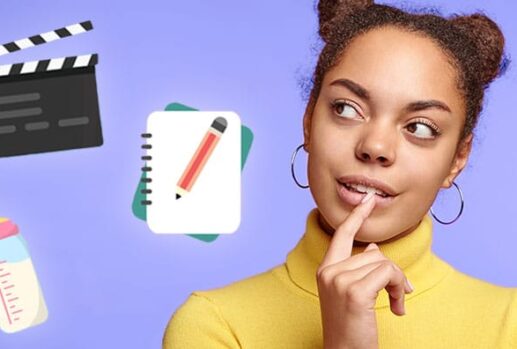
[163,208,517,348]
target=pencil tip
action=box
[176,194,181,200]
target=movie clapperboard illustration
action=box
[0,21,103,157]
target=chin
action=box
[351,222,381,243]
[333,208,389,242]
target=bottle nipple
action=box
[0,218,19,239]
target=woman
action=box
[163,1,516,348]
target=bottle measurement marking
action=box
[0,260,21,324]
[0,260,12,325]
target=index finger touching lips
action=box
[320,190,377,269]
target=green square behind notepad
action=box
[131,102,254,242]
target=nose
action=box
[354,121,396,166]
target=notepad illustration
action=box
[142,110,241,234]
[132,102,254,242]
[0,21,103,157]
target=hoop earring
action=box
[291,144,309,189]
[430,181,464,225]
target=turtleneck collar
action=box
[285,208,453,308]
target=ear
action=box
[441,133,473,188]
[302,92,318,153]
[302,110,311,153]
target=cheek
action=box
[308,122,353,177]
[308,137,361,221]
[400,147,453,204]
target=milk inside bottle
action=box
[0,218,48,333]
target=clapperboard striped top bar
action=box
[0,54,98,77]
[0,19,103,158]
[0,21,93,57]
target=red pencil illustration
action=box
[176,117,228,200]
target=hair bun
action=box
[449,13,506,85]
[318,0,374,42]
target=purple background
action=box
[0,0,516,347]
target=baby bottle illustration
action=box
[0,217,48,333]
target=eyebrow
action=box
[329,78,452,114]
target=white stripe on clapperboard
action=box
[14,38,34,50]
[40,31,61,43]
[20,60,38,74]
[73,55,92,68]
[0,65,11,76]
[66,23,88,36]
[47,57,65,71]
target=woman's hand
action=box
[316,191,414,349]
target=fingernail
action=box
[361,191,375,204]
[365,242,377,251]
[407,279,414,292]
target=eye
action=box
[331,100,361,119]
[406,119,441,139]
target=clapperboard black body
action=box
[0,21,103,157]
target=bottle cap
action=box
[0,218,19,239]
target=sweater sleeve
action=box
[162,293,241,349]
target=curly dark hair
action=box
[304,0,510,150]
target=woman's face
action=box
[303,26,473,243]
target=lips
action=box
[335,175,398,209]
[337,180,396,208]
[337,175,398,197]
[342,182,390,197]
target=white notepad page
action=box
[146,111,241,234]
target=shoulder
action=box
[189,263,302,320]
[445,266,516,296]
[196,263,296,303]
[441,263,516,303]
[163,291,240,349]
[444,265,517,347]
[163,263,294,349]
